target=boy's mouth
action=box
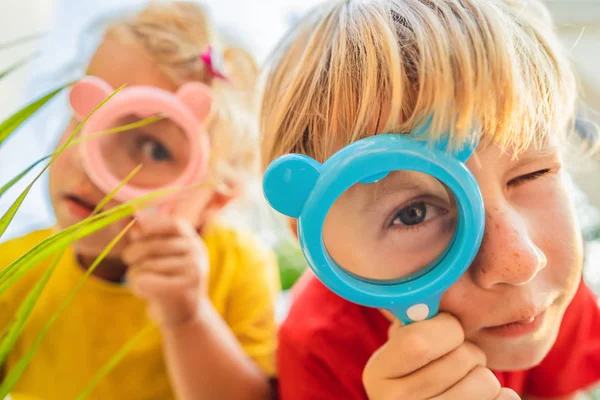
[483,304,551,339]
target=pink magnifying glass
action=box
[69,76,212,216]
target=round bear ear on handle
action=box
[69,76,115,120]
[176,82,213,122]
[263,154,321,219]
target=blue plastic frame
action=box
[263,133,485,324]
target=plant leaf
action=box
[0,164,142,368]
[0,181,211,290]
[0,248,66,366]
[66,114,165,148]
[0,156,50,199]
[94,165,143,213]
[0,84,126,241]
[0,54,36,81]
[0,33,44,51]
[0,163,141,381]
[0,184,36,242]
[0,83,72,146]
[0,113,162,202]
[0,221,135,398]
[75,324,155,400]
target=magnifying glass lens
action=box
[97,115,191,189]
[323,170,458,282]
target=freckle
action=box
[514,252,520,259]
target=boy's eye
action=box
[509,169,552,186]
[391,202,446,227]
[138,136,172,162]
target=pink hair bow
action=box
[199,46,229,81]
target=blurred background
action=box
[0,0,599,305]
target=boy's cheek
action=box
[438,278,474,325]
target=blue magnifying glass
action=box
[263,124,485,325]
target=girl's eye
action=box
[138,137,172,162]
[509,169,552,186]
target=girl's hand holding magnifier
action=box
[123,217,209,327]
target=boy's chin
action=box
[478,325,560,371]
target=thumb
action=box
[497,388,521,400]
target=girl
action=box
[260,0,600,399]
[0,2,279,399]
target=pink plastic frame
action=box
[69,76,212,211]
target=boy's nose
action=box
[469,206,547,289]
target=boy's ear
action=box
[69,76,114,120]
[288,219,299,240]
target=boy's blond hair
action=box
[106,1,260,193]
[260,0,577,167]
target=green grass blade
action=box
[0,182,204,290]
[75,323,155,400]
[0,85,126,241]
[94,165,142,213]
[0,83,71,146]
[0,184,35,241]
[0,156,50,199]
[0,163,137,364]
[0,161,139,377]
[0,221,134,398]
[66,114,165,148]
[0,113,160,203]
[0,248,66,366]
[0,202,132,292]
[51,84,126,156]
[0,54,36,81]
[0,33,44,51]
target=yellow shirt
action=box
[0,224,280,400]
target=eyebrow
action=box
[509,146,560,167]
[359,175,423,214]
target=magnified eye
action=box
[138,136,172,162]
[394,202,426,225]
[392,201,447,227]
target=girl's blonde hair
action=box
[106,1,260,193]
[260,0,577,167]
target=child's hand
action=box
[362,313,521,400]
[123,217,209,327]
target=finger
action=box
[128,273,198,300]
[434,366,501,400]
[122,237,191,265]
[127,256,194,277]
[367,313,464,379]
[131,217,196,240]
[495,388,521,400]
[399,341,487,398]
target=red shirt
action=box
[277,272,600,399]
